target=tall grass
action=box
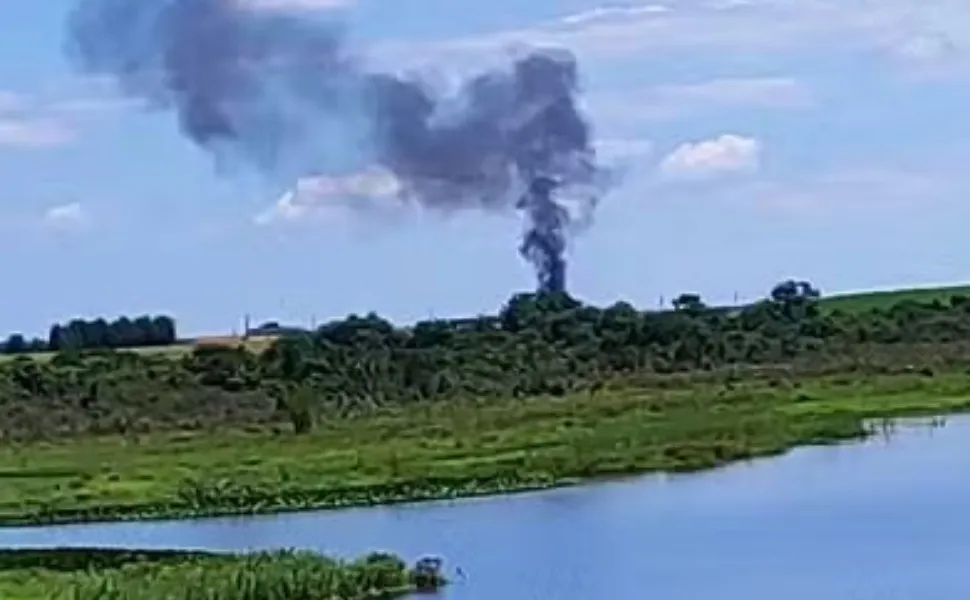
[819,284,970,313]
[4,371,970,526]
[0,548,445,600]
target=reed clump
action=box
[0,547,446,600]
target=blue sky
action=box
[2,0,970,337]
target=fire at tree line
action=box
[1,279,970,439]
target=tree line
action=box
[1,315,177,354]
[250,279,969,406]
[2,279,970,439]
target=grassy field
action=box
[819,284,970,313]
[0,335,278,363]
[2,371,970,526]
[0,547,442,600]
[0,548,208,600]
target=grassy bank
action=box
[818,283,970,313]
[0,334,278,364]
[3,371,970,527]
[0,547,444,600]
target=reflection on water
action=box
[2,417,968,599]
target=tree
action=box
[672,293,706,314]
[4,278,970,442]
[770,280,821,303]
[152,316,177,345]
[48,324,65,352]
[87,318,110,349]
[112,317,139,347]
[41,314,179,351]
[3,334,26,354]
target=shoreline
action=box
[3,372,970,529]
[0,546,446,599]
[0,422,951,530]
[0,432,892,529]
[0,422,924,531]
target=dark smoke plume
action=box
[518,177,568,293]
[66,0,608,293]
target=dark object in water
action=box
[412,555,447,592]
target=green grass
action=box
[0,335,278,363]
[3,371,970,526]
[819,284,970,313]
[0,548,209,600]
[0,547,443,600]
[0,344,192,363]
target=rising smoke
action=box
[65,0,609,293]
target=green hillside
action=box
[819,284,970,313]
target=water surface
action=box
[3,418,969,599]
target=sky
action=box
[2,0,970,338]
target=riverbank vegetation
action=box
[4,279,970,523]
[2,369,969,526]
[2,279,970,440]
[0,547,445,599]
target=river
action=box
[3,417,970,599]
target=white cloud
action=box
[703,164,961,218]
[0,88,133,148]
[887,33,970,80]
[0,77,146,131]
[48,97,146,114]
[0,118,73,149]
[591,76,812,124]
[238,0,354,10]
[560,4,671,25]
[43,202,88,229]
[659,134,760,178]
[255,167,402,225]
[894,34,956,62]
[652,77,810,108]
[372,0,970,71]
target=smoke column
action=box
[518,177,567,293]
[65,0,609,293]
